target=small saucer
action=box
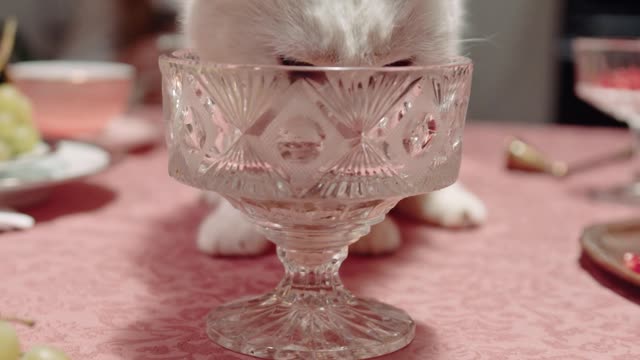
[96,115,162,153]
[581,219,640,286]
[0,140,112,208]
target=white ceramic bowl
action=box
[7,61,135,138]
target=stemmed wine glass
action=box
[574,38,640,203]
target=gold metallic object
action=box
[506,137,569,177]
[506,137,632,178]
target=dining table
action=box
[1,108,639,360]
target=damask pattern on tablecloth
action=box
[1,123,640,359]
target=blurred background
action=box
[466,0,640,127]
[1,0,639,126]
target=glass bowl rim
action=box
[573,37,640,52]
[160,49,472,72]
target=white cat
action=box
[181,0,487,256]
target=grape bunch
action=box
[0,84,41,161]
[0,319,69,360]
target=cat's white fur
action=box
[182,0,487,256]
[184,0,464,65]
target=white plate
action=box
[0,142,51,172]
[0,140,112,208]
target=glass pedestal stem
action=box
[205,228,415,359]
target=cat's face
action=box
[183,0,463,67]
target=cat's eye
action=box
[384,59,414,67]
[279,56,314,67]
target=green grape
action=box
[0,321,21,360]
[21,346,70,360]
[0,85,32,124]
[0,135,12,161]
[5,125,39,155]
[0,113,14,132]
[0,84,40,158]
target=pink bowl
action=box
[7,61,135,138]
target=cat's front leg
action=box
[350,182,486,255]
[395,182,487,228]
[197,200,271,256]
[350,217,402,255]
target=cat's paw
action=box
[395,182,487,228]
[350,217,402,255]
[197,201,271,256]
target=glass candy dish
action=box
[160,50,473,359]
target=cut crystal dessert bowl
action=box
[160,50,473,359]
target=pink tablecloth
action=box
[2,119,640,360]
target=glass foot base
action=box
[589,183,640,205]
[206,293,416,359]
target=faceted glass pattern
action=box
[160,50,473,359]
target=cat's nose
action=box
[278,56,328,85]
[279,57,314,67]
[288,70,328,85]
